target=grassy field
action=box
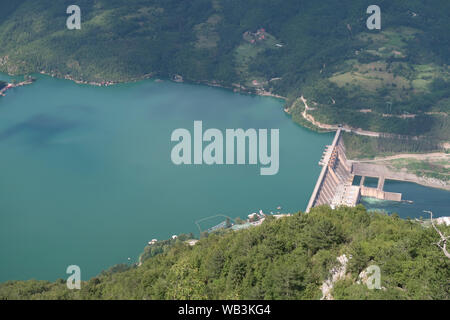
[194,14,221,49]
[234,30,280,88]
[388,158,450,182]
[329,27,449,100]
[329,61,412,95]
[302,24,450,142]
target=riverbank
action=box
[296,95,386,138]
[35,70,288,101]
[286,95,448,146]
[38,70,154,87]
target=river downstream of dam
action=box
[0,73,448,282]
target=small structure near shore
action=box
[0,77,34,97]
[173,74,183,82]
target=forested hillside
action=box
[1,206,449,300]
[0,0,449,139]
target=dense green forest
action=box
[1,206,449,300]
[0,0,449,139]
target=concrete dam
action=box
[306,129,402,213]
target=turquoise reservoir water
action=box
[0,74,334,282]
[0,74,448,282]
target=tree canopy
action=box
[1,205,448,300]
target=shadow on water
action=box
[0,114,78,144]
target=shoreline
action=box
[0,69,290,101]
[289,95,450,148]
[35,70,288,101]
[39,70,155,87]
[296,95,387,138]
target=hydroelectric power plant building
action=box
[306,129,402,213]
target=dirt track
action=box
[300,96,381,137]
[360,152,450,163]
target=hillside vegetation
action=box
[1,206,449,300]
[0,0,449,139]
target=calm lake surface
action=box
[0,74,448,282]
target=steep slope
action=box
[1,206,449,300]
